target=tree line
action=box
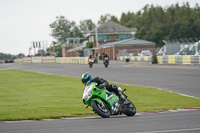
[0,53,25,60]
[118,2,200,47]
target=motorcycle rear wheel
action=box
[104,63,108,67]
[91,101,110,118]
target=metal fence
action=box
[118,48,155,56]
[162,38,200,55]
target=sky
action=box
[0,0,199,55]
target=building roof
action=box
[66,42,86,52]
[93,38,155,49]
[67,45,85,52]
[90,20,133,34]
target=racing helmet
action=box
[81,73,92,86]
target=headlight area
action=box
[84,90,92,100]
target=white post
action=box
[95,25,98,47]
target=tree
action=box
[98,14,117,25]
[17,53,25,58]
[98,14,108,25]
[0,53,13,59]
[98,14,119,25]
[118,2,200,47]
[111,16,119,23]
[49,16,83,45]
[120,11,135,27]
[79,19,96,36]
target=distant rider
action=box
[88,55,93,61]
[81,73,125,100]
[88,55,94,63]
[102,53,109,64]
[102,53,109,59]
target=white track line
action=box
[136,128,200,133]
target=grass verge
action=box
[0,69,200,121]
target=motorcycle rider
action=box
[88,55,94,68]
[88,55,93,61]
[102,53,109,64]
[81,72,125,100]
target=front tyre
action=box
[124,99,136,116]
[91,101,110,118]
[104,63,108,68]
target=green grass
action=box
[0,69,200,121]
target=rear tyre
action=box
[104,63,108,68]
[124,99,136,116]
[91,101,110,118]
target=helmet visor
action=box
[82,76,89,85]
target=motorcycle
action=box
[88,58,94,68]
[82,82,136,118]
[103,57,109,68]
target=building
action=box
[88,20,136,48]
[65,44,85,57]
[94,38,156,60]
[62,21,156,60]
[62,38,84,57]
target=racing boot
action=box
[109,84,126,101]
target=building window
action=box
[98,35,109,41]
[117,34,130,40]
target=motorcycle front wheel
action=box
[91,101,110,118]
[124,99,136,116]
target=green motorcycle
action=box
[82,82,136,118]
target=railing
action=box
[14,56,89,64]
[117,56,152,62]
[157,55,200,64]
[55,57,88,64]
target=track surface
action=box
[0,62,200,133]
[0,110,200,133]
[1,61,200,98]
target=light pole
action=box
[95,25,98,47]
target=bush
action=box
[152,55,158,64]
[86,42,93,48]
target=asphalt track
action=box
[0,61,200,133]
[0,110,200,133]
[1,61,200,98]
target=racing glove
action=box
[98,84,105,89]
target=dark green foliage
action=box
[49,16,83,45]
[0,53,25,59]
[80,19,96,35]
[46,42,62,57]
[98,14,118,25]
[118,2,200,47]
[0,53,13,59]
[86,42,93,48]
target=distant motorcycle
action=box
[103,57,109,68]
[88,58,94,68]
[82,82,136,118]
